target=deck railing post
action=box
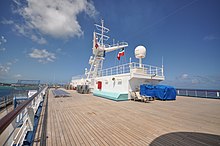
[4,96,6,108]
[217,92,219,97]
[123,65,124,73]
[195,90,197,97]
[27,107,34,131]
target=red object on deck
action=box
[97,81,102,90]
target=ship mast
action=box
[86,20,128,79]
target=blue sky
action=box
[0,0,220,89]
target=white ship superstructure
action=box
[70,20,165,100]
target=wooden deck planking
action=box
[33,98,44,146]
[46,100,52,146]
[46,89,220,146]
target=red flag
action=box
[117,48,125,60]
[95,43,99,49]
[95,37,99,49]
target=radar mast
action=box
[86,20,128,79]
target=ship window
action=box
[117,79,122,85]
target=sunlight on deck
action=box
[42,89,220,146]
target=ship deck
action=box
[41,89,220,146]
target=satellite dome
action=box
[135,45,146,59]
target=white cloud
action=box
[6,62,12,66]
[1,19,14,25]
[0,36,7,51]
[29,49,56,63]
[180,73,188,79]
[31,35,47,44]
[191,78,199,84]
[55,48,66,55]
[56,48,62,52]
[1,36,7,43]
[13,24,28,36]
[0,36,7,44]
[4,59,18,66]
[0,48,6,51]
[14,74,22,78]
[13,0,98,39]
[0,60,19,79]
[13,59,19,63]
[203,35,219,41]
[166,74,220,89]
[176,74,219,86]
[0,65,10,75]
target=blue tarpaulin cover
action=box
[140,84,176,100]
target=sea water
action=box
[0,86,15,101]
[0,86,38,101]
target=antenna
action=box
[162,56,164,76]
[135,45,146,68]
[87,20,128,79]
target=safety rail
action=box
[71,62,164,82]
[98,63,130,77]
[0,96,13,109]
[131,62,164,77]
[97,62,164,77]
[103,42,128,48]
[176,89,220,99]
[0,86,47,146]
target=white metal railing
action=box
[103,42,128,48]
[176,89,220,99]
[71,62,164,81]
[1,86,47,146]
[97,62,164,78]
[98,63,130,77]
[11,117,29,146]
[0,96,13,109]
[131,62,164,77]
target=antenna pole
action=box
[101,19,104,46]
[139,58,142,68]
[162,56,164,76]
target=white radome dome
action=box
[135,45,146,59]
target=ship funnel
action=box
[135,45,146,68]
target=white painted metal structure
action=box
[0,87,47,146]
[70,20,165,100]
[86,20,128,79]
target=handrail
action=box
[98,62,163,77]
[0,86,47,135]
[71,62,164,80]
[176,88,220,99]
[176,88,220,92]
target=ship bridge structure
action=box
[70,20,164,101]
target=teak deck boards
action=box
[46,89,220,146]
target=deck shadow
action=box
[149,132,220,146]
